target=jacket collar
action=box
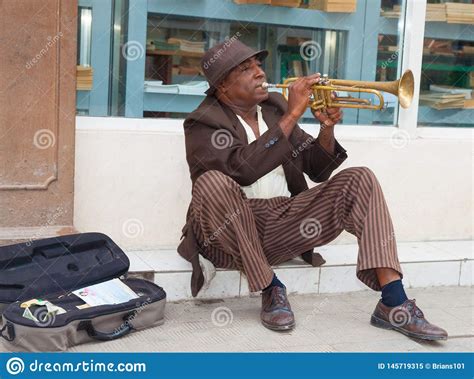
[209,95,282,145]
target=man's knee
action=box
[194,170,240,195]
[341,166,377,181]
[337,167,380,191]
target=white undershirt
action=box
[235,106,291,199]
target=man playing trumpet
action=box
[178,40,447,340]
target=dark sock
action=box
[263,274,285,291]
[381,279,408,307]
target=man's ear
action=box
[217,81,227,94]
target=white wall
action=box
[74,117,473,250]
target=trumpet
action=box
[261,70,414,111]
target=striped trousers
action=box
[190,167,402,293]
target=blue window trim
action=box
[77,0,474,126]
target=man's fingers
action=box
[316,110,331,125]
[329,113,342,124]
[326,107,339,115]
[328,110,343,120]
[307,75,321,86]
[329,112,342,120]
[308,73,321,80]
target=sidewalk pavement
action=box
[63,286,473,352]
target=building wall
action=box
[74,117,473,250]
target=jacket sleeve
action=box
[288,124,348,182]
[184,119,295,187]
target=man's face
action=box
[217,56,268,106]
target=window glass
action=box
[417,0,473,128]
[77,0,410,126]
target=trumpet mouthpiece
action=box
[260,82,275,89]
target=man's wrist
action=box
[319,123,335,136]
[278,112,299,138]
[282,112,299,124]
[317,127,336,155]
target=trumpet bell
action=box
[397,70,414,109]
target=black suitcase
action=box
[0,233,166,351]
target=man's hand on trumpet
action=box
[312,92,343,129]
[312,92,341,155]
[277,74,341,150]
[285,73,322,121]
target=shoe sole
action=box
[370,314,447,341]
[261,320,296,331]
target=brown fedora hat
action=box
[201,39,268,95]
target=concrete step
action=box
[126,240,473,301]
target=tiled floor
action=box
[2,286,468,353]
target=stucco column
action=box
[0,0,77,245]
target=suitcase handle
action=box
[79,314,134,341]
[0,322,15,342]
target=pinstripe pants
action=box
[190,167,403,293]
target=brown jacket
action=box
[178,92,348,296]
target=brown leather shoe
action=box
[371,299,448,341]
[261,286,295,331]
